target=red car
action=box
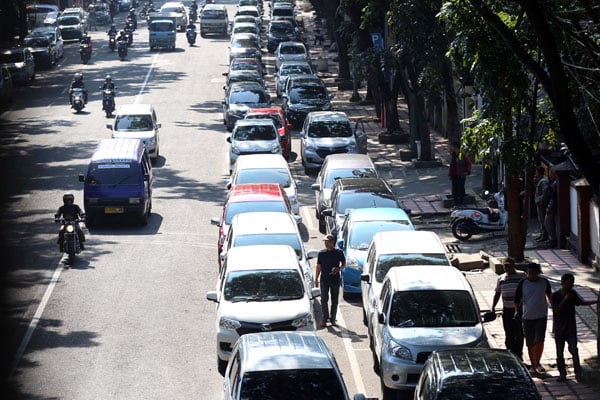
[245,106,292,160]
[210,183,295,267]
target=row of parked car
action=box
[206,2,542,399]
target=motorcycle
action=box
[450,190,508,240]
[80,42,92,64]
[124,27,133,46]
[117,39,128,60]
[71,87,86,112]
[56,216,85,265]
[101,87,116,117]
[186,25,197,46]
[126,16,137,31]
[189,9,197,23]
[108,33,117,51]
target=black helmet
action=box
[111,23,116,29]
[63,193,75,204]
[105,75,112,82]
[74,73,83,82]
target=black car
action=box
[222,82,272,131]
[267,20,299,53]
[282,80,333,128]
[23,35,57,68]
[223,70,265,93]
[227,57,266,78]
[229,33,262,62]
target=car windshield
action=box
[375,253,449,282]
[233,25,257,34]
[86,162,140,185]
[24,37,50,47]
[235,168,291,188]
[161,7,181,13]
[280,65,312,76]
[240,369,346,399]
[229,74,262,86]
[336,192,397,214]
[308,120,352,138]
[280,44,305,55]
[290,85,327,101]
[223,270,304,302]
[324,168,377,188]
[203,10,227,19]
[389,290,479,327]
[348,222,412,250]
[225,202,288,224]
[114,114,154,131]
[235,233,302,259]
[59,16,80,25]
[230,90,268,104]
[270,23,294,35]
[232,38,258,48]
[234,125,277,141]
[246,114,282,129]
[0,52,25,63]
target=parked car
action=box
[275,41,309,70]
[30,26,64,60]
[282,80,333,128]
[231,15,261,33]
[22,34,57,69]
[0,46,35,83]
[60,7,87,29]
[223,332,366,400]
[311,154,379,226]
[26,4,60,27]
[415,348,541,400]
[57,14,85,40]
[368,265,487,397]
[227,154,301,216]
[160,1,188,31]
[107,104,162,162]
[227,57,265,77]
[118,0,132,12]
[267,19,300,53]
[235,5,261,20]
[222,82,271,131]
[210,183,298,267]
[244,107,292,159]
[360,230,452,328]
[231,22,260,37]
[337,208,414,294]
[275,61,313,97]
[300,111,368,173]
[322,177,401,237]
[229,33,262,61]
[223,69,264,93]
[93,3,111,25]
[0,67,13,107]
[227,118,281,169]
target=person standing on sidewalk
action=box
[552,273,598,382]
[543,169,558,247]
[448,141,472,206]
[491,257,526,359]
[315,234,345,328]
[534,166,549,242]
[514,262,552,374]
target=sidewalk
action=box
[299,2,600,398]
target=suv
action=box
[283,80,333,128]
[159,2,188,31]
[206,245,320,375]
[0,46,35,83]
[227,119,281,170]
[415,349,541,400]
[23,34,57,69]
[368,265,486,396]
[107,104,161,162]
[300,111,367,173]
[30,26,64,62]
[200,4,229,37]
[57,14,85,40]
[223,331,366,399]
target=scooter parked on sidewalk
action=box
[450,190,507,240]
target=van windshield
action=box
[86,162,140,185]
[389,290,479,327]
[240,369,346,399]
[375,254,449,282]
[223,270,304,302]
[114,114,154,131]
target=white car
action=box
[360,231,452,328]
[228,154,301,216]
[207,244,320,375]
[227,119,281,170]
[275,41,309,70]
[107,104,161,162]
[160,1,188,31]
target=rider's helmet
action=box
[105,75,112,83]
[111,23,116,30]
[120,29,126,36]
[130,7,136,14]
[74,72,83,82]
[63,193,75,205]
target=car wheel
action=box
[370,332,381,375]
[217,357,227,376]
[362,307,368,326]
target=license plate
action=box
[105,207,124,214]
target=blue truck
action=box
[148,12,178,50]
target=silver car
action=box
[275,41,309,70]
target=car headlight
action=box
[305,143,317,152]
[129,197,142,204]
[291,313,313,328]
[346,256,362,271]
[219,317,241,330]
[270,143,281,153]
[388,339,412,360]
[148,137,156,144]
[231,145,241,155]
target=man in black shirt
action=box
[315,234,345,328]
[551,273,597,382]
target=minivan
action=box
[79,139,153,226]
[200,4,229,37]
[223,331,366,400]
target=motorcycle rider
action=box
[127,7,137,29]
[55,193,86,252]
[101,75,116,110]
[186,21,197,43]
[107,23,118,37]
[189,0,198,19]
[117,29,128,44]
[80,33,93,52]
[68,73,88,107]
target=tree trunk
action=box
[440,58,461,143]
[506,174,526,261]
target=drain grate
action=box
[446,243,462,253]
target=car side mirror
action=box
[210,217,221,227]
[226,136,232,143]
[329,94,335,100]
[482,311,497,323]
[287,123,292,130]
[306,249,319,259]
[310,287,321,298]
[206,291,218,302]
[321,208,333,217]
[293,214,303,224]
[144,174,150,181]
[311,183,319,191]
[156,123,161,129]
[361,274,370,284]
[226,182,232,190]
[337,239,344,249]
[353,394,366,400]
[378,312,385,324]
[222,72,229,76]
[106,124,112,130]
[78,174,85,182]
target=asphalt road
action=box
[1,2,470,399]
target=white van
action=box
[360,231,452,327]
[206,245,320,375]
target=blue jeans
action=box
[320,279,340,322]
[555,333,581,377]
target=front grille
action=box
[236,319,298,336]
[96,198,128,205]
[316,146,348,159]
[416,352,431,364]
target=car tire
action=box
[362,307,368,326]
[217,357,227,376]
[318,217,326,234]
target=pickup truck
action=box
[148,12,177,50]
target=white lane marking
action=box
[9,259,65,377]
[136,53,160,103]
[301,206,314,231]
[337,311,366,394]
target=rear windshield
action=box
[240,369,346,399]
[230,90,268,104]
[114,114,153,131]
[336,192,397,215]
[290,85,327,101]
[270,23,294,35]
[324,168,377,188]
[86,162,140,185]
[235,168,291,188]
[202,10,227,19]
[280,44,305,54]
[280,64,312,76]
[225,201,288,224]
[246,114,282,129]
[235,233,301,259]
[223,270,304,302]
[375,253,449,282]
[272,8,294,17]
[150,22,174,32]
